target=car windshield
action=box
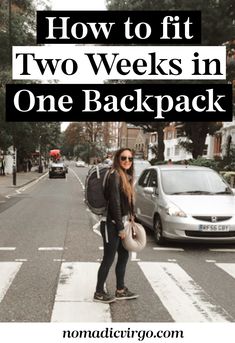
[161,169,232,195]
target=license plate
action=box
[199,224,230,232]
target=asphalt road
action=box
[0,162,234,322]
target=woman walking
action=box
[94,148,139,304]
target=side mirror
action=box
[144,187,157,195]
[144,187,154,195]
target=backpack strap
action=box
[102,168,112,218]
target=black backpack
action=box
[85,164,111,215]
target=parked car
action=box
[76,160,85,167]
[134,159,151,181]
[135,165,235,244]
[49,162,66,178]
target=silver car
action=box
[135,165,235,244]
[49,162,66,178]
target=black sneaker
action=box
[115,287,139,300]
[93,291,116,304]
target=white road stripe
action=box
[206,260,217,263]
[131,252,140,261]
[51,262,111,322]
[93,222,101,230]
[9,173,48,196]
[138,262,231,322]
[0,247,16,251]
[70,169,85,190]
[38,247,64,251]
[216,263,235,279]
[210,249,235,252]
[93,228,102,237]
[153,247,184,251]
[0,262,22,302]
[18,173,48,192]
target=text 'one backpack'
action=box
[85,164,111,216]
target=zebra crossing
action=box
[138,262,232,322]
[0,261,234,322]
[0,262,22,303]
[51,262,112,322]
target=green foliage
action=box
[222,171,235,188]
[149,159,165,165]
[106,0,235,44]
[0,0,54,166]
[129,122,166,161]
[108,1,233,160]
[182,122,222,159]
[189,157,220,171]
[73,142,104,164]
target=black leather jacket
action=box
[105,170,133,232]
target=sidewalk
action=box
[0,168,47,200]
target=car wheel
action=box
[153,215,165,245]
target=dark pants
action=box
[96,220,129,293]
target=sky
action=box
[49,0,107,131]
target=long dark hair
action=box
[112,148,134,204]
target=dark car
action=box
[49,162,66,178]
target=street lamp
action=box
[38,135,43,173]
[12,146,16,186]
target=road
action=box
[0,162,234,322]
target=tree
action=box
[5,122,61,170]
[0,0,54,167]
[106,0,235,45]
[62,123,85,156]
[130,122,166,161]
[180,122,222,159]
[107,0,234,160]
[61,122,107,161]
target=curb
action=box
[8,171,48,188]
[0,171,48,198]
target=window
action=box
[149,171,158,188]
[203,144,208,156]
[151,134,157,143]
[161,169,231,195]
[138,170,151,187]
[175,145,180,156]
[167,132,172,139]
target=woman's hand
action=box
[118,230,126,240]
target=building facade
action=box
[119,123,149,158]
[148,123,220,162]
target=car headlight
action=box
[166,204,187,217]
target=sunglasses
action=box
[120,156,133,162]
